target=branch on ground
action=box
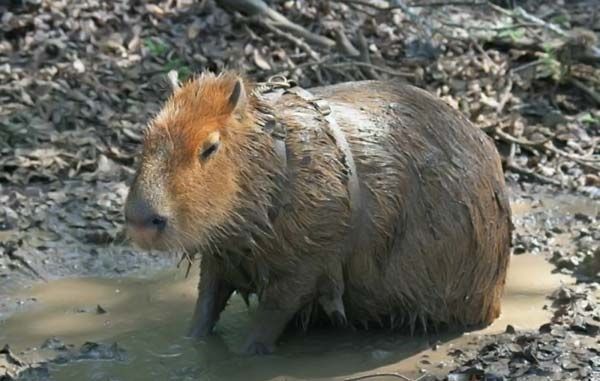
[215,0,336,49]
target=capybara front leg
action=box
[242,274,315,355]
[188,255,233,338]
[242,308,296,355]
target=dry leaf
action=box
[253,49,271,70]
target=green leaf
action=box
[579,113,599,125]
[144,38,169,56]
[499,28,525,42]
[550,14,570,28]
[164,58,191,82]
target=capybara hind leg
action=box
[188,255,233,338]
[482,288,504,325]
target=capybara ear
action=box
[227,79,246,115]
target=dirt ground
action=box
[1,0,599,380]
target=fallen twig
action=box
[257,20,321,60]
[267,18,335,49]
[344,372,412,381]
[289,57,333,71]
[327,62,414,77]
[469,35,499,71]
[408,1,486,7]
[356,30,378,79]
[216,0,336,48]
[338,0,389,10]
[569,77,600,106]
[544,143,600,172]
[512,59,542,74]
[339,0,433,38]
[332,26,361,57]
[496,77,513,113]
[487,2,568,37]
[513,6,568,37]
[494,128,549,148]
[506,163,563,187]
[546,142,600,163]
[272,55,414,79]
[495,129,600,173]
[440,21,539,31]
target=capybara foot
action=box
[242,340,275,355]
[330,310,348,327]
[187,323,213,339]
[318,288,347,328]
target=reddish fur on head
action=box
[126,71,256,251]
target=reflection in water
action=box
[0,253,572,381]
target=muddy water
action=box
[510,192,600,217]
[0,253,572,381]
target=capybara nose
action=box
[149,215,167,230]
[125,198,168,232]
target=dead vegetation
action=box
[1,0,598,195]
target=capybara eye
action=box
[200,142,219,161]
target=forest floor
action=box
[1,0,599,380]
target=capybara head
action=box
[124,72,253,252]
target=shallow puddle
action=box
[0,252,572,381]
[510,191,600,217]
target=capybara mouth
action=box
[126,225,172,252]
[127,223,210,254]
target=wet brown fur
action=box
[127,71,512,351]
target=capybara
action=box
[124,71,512,355]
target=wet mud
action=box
[1,185,598,381]
[0,254,573,381]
